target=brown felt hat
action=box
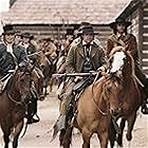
[109,18,132,29]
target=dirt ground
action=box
[0,87,148,148]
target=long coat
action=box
[0,43,27,76]
[66,41,106,73]
[107,33,139,62]
[106,33,146,84]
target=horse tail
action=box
[59,129,66,146]
[109,119,116,148]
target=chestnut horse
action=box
[59,46,143,148]
[105,46,144,147]
[0,66,32,148]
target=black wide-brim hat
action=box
[21,32,34,39]
[79,25,97,35]
[2,25,16,35]
[109,18,132,29]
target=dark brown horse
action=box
[59,46,143,148]
[104,46,144,147]
[0,66,33,148]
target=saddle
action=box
[73,76,93,93]
[69,77,94,125]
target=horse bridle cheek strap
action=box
[91,80,108,116]
[7,91,23,105]
[6,72,28,106]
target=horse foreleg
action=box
[49,78,54,92]
[97,131,108,148]
[1,121,11,148]
[2,128,10,148]
[82,129,92,148]
[117,118,126,147]
[126,113,137,142]
[12,121,24,148]
[109,119,116,148]
[3,134,10,148]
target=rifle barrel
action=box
[52,72,98,77]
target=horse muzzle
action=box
[21,92,32,103]
[110,107,122,117]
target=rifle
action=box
[52,72,99,78]
[28,51,42,57]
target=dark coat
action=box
[26,43,38,64]
[66,41,106,73]
[0,43,28,75]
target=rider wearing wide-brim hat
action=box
[52,23,107,139]
[106,17,148,114]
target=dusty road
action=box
[0,88,148,148]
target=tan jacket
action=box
[66,41,106,73]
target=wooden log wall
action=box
[142,3,148,74]
[13,24,112,48]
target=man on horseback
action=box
[21,32,46,123]
[0,25,27,79]
[0,26,40,124]
[107,18,148,114]
[53,24,107,138]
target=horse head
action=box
[8,64,33,103]
[105,46,134,116]
[108,46,133,80]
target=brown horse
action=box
[106,46,144,147]
[59,46,144,148]
[0,66,33,148]
[38,38,58,93]
[59,74,112,148]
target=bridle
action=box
[91,73,109,116]
[6,68,32,105]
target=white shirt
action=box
[7,44,13,54]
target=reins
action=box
[91,73,108,116]
[6,67,31,105]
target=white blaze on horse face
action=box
[110,51,126,73]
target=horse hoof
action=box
[126,133,132,141]
[117,136,123,147]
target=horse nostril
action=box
[118,107,122,112]
[110,108,121,116]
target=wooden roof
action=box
[3,0,131,25]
